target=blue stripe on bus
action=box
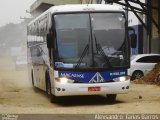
[58,69,128,82]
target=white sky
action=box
[0,0,36,27]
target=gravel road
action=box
[0,57,160,114]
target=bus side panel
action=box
[31,43,50,91]
[27,12,52,91]
[30,44,42,89]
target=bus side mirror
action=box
[47,33,54,48]
[130,33,137,48]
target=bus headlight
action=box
[55,77,68,84]
[113,76,130,82]
[60,77,68,84]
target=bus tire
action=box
[46,72,58,103]
[106,94,117,103]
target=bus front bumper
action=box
[53,80,130,96]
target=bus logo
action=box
[89,72,105,83]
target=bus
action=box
[27,4,135,103]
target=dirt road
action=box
[0,57,160,114]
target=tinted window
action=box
[31,47,41,57]
[54,13,128,69]
[150,56,160,63]
[136,55,160,63]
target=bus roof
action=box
[28,4,124,26]
[49,4,124,13]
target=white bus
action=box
[27,4,135,103]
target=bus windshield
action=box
[54,13,129,69]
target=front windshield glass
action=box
[54,13,129,69]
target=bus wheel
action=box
[106,94,117,103]
[46,73,58,103]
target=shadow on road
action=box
[33,87,124,107]
[56,96,124,107]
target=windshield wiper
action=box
[94,34,112,68]
[75,43,89,68]
[75,34,112,68]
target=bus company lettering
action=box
[60,73,84,79]
[110,71,126,76]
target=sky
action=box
[0,0,36,27]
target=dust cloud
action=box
[0,11,45,92]
[0,20,32,92]
[0,58,30,92]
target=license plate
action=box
[88,86,101,91]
